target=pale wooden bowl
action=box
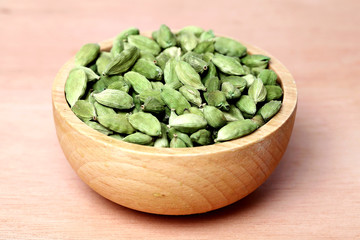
[52,34,297,215]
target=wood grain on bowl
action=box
[52,34,297,215]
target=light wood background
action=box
[0,0,359,239]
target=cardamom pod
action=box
[178,26,204,37]
[97,113,135,134]
[258,69,278,85]
[138,89,163,103]
[154,123,169,148]
[128,35,161,56]
[179,85,202,107]
[181,52,208,74]
[265,85,283,101]
[241,54,270,68]
[177,31,198,52]
[251,114,265,127]
[128,112,162,136]
[216,119,258,142]
[164,58,182,89]
[221,82,241,100]
[248,78,267,103]
[93,89,134,110]
[205,90,230,111]
[202,62,217,85]
[71,100,96,121]
[169,113,207,134]
[85,120,113,135]
[103,46,140,76]
[257,100,282,121]
[190,129,213,145]
[123,132,153,145]
[151,81,164,90]
[199,30,215,42]
[107,79,131,93]
[175,61,206,90]
[236,95,257,117]
[156,24,177,48]
[160,87,191,115]
[223,105,244,122]
[170,137,187,148]
[124,71,152,94]
[193,40,215,54]
[242,74,256,87]
[65,68,87,107]
[132,58,163,80]
[167,127,193,147]
[109,134,124,140]
[71,66,100,82]
[221,76,247,92]
[94,102,116,117]
[203,105,227,128]
[211,53,245,75]
[214,37,247,57]
[75,43,100,66]
[95,52,112,75]
[188,106,204,117]
[141,97,165,113]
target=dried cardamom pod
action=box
[128,35,161,56]
[248,78,267,103]
[199,30,215,42]
[65,68,87,107]
[167,127,193,147]
[75,43,100,66]
[95,52,112,75]
[181,52,208,74]
[177,31,198,52]
[203,105,227,129]
[141,97,165,113]
[179,85,202,107]
[107,79,131,93]
[221,76,247,92]
[221,82,241,100]
[154,123,169,148]
[241,54,270,68]
[258,69,278,85]
[84,120,113,135]
[257,100,282,121]
[93,89,134,110]
[190,129,213,145]
[211,53,245,75]
[205,90,230,111]
[123,132,153,145]
[161,87,191,115]
[132,58,163,80]
[265,85,283,101]
[71,100,96,121]
[71,66,100,82]
[193,40,215,54]
[124,71,152,94]
[170,137,187,148]
[156,24,177,48]
[214,37,247,57]
[128,112,162,136]
[103,46,140,76]
[169,113,207,134]
[97,113,135,135]
[223,105,244,122]
[175,61,206,90]
[164,58,183,89]
[236,95,257,117]
[216,119,258,142]
[94,102,116,117]
[178,26,204,37]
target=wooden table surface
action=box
[1,0,359,239]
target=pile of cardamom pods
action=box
[65,25,283,147]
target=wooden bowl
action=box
[52,34,297,215]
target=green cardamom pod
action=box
[190,129,213,145]
[160,87,191,115]
[110,38,124,57]
[141,97,165,113]
[251,114,265,128]
[75,43,100,66]
[97,113,135,135]
[258,69,278,85]
[138,89,163,103]
[179,85,202,107]
[241,54,270,68]
[123,132,153,145]
[128,35,161,56]
[132,92,142,113]
[221,82,241,100]
[164,58,182,89]
[155,47,181,70]
[71,66,100,82]
[243,65,251,75]
[65,68,87,107]
[114,27,140,42]
[236,95,257,117]
[84,120,113,135]
[181,52,208,74]
[202,63,218,85]
[203,105,227,129]
[132,58,163,80]
[152,30,158,42]
[178,26,204,37]
[154,123,169,148]
[151,81,164,90]
[124,71,152,94]
[221,76,247,92]
[216,119,258,142]
[242,74,256,87]
[157,24,177,48]
[95,52,112,75]
[223,105,244,122]
[139,51,156,62]
[167,128,193,147]
[169,113,207,134]
[211,53,245,75]
[214,37,247,57]
[71,100,96,121]
[188,106,204,117]
[248,78,267,103]
[193,40,215,54]
[107,79,131,93]
[199,30,215,42]
[94,102,116,117]
[128,112,162,136]
[170,137,187,148]
[109,134,124,141]
[205,90,230,111]
[93,89,134,109]
[103,46,140,76]
[177,31,198,52]
[175,61,206,90]
[257,100,282,121]
[265,85,283,101]
[168,109,178,126]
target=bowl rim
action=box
[52,33,297,157]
